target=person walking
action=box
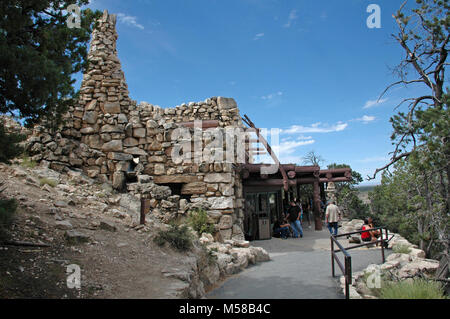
[325,200,341,236]
[287,200,303,238]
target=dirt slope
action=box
[0,162,204,299]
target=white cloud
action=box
[282,122,348,134]
[363,98,388,109]
[281,135,312,142]
[356,156,389,163]
[117,13,144,30]
[256,137,315,164]
[253,33,265,40]
[272,139,315,155]
[355,115,376,124]
[283,9,298,28]
[261,91,283,100]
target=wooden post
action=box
[313,180,322,231]
[140,195,149,225]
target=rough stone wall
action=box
[25,10,247,241]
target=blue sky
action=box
[82,0,430,186]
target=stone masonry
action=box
[26,10,249,241]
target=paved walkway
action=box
[208,226,391,299]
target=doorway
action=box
[244,191,281,241]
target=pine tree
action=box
[0,0,101,127]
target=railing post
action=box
[331,236,335,277]
[345,255,352,300]
[381,228,385,263]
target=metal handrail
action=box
[330,226,388,299]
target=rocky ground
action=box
[338,219,444,299]
[0,161,269,299]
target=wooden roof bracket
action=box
[242,114,289,191]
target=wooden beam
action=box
[296,166,320,173]
[242,115,289,191]
[178,120,219,129]
[319,168,351,175]
[243,179,297,187]
[243,176,352,185]
[154,175,198,184]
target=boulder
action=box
[200,263,220,287]
[249,246,270,262]
[386,253,412,266]
[409,248,426,259]
[54,201,68,208]
[55,220,73,230]
[65,230,90,244]
[398,259,440,278]
[199,233,214,245]
[99,220,117,232]
[217,97,237,110]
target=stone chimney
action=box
[79,10,131,151]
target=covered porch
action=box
[238,163,352,241]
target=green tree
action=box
[0,121,25,163]
[368,0,449,264]
[369,156,448,258]
[0,0,101,128]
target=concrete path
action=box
[208,226,391,299]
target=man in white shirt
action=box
[325,200,341,236]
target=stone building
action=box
[26,10,352,242]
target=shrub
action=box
[0,198,17,241]
[202,244,218,266]
[187,208,215,235]
[39,178,58,188]
[393,244,411,254]
[380,279,446,299]
[20,155,37,169]
[153,224,192,252]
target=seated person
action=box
[361,218,378,246]
[273,218,291,239]
[361,219,377,243]
[368,217,381,239]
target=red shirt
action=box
[361,225,371,239]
